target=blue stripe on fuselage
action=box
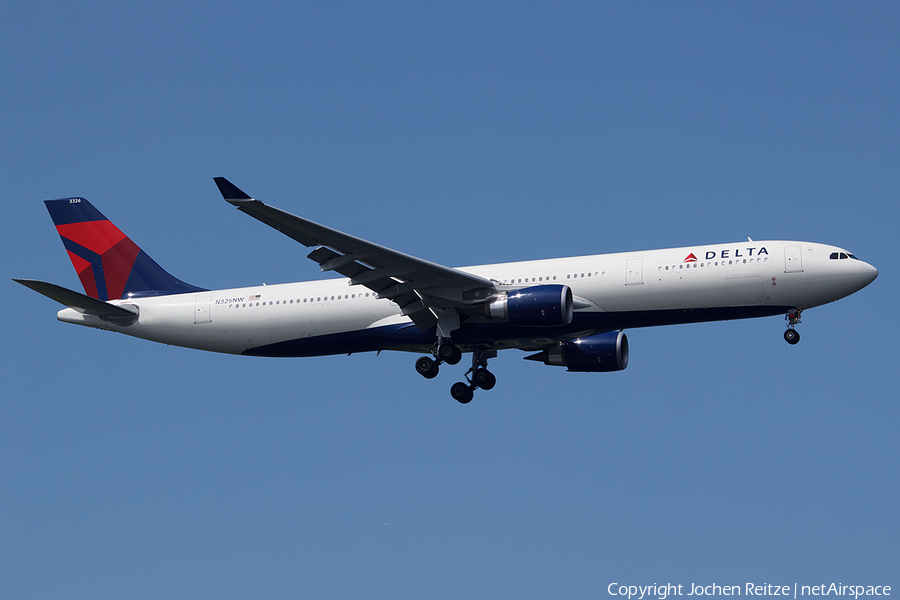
[242,305,794,358]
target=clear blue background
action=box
[2,2,897,598]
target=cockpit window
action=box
[840,253,849,259]
[848,254,859,260]
[830,252,839,259]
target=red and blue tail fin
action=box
[45,197,205,300]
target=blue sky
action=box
[2,2,898,598]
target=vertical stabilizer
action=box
[44,198,205,299]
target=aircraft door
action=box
[626,258,643,285]
[784,246,803,273]
[194,295,212,324]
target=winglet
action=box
[214,177,254,204]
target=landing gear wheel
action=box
[450,382,474,404]
[472,368,496,390]
[415,356,439,379]
[438,343,462,365]
[784,329,800,345]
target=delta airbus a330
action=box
[16,178,878,403]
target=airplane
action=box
[15,178,878,403]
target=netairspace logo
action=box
[607,584,892,600]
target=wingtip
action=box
[214,177,253,203]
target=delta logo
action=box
[685,247,769,262]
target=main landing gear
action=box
[414,342,497,404]
[784,309,802,345]
[449,347,498,404]
[414,339,462,379]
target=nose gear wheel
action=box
[784,309,802,345]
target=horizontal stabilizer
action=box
[14,278,139,325]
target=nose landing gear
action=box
[784,309,802,345]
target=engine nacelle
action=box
[487,285,574,327]
[527,331,629,372]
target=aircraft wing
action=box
[214,178,496,331]
[14,279,139,325]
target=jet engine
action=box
[525,331,629,372]
[486,284,574,327]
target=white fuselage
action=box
[57,240,878,357]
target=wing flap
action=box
[306,247,370,279]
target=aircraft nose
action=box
[861,261,878,286]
